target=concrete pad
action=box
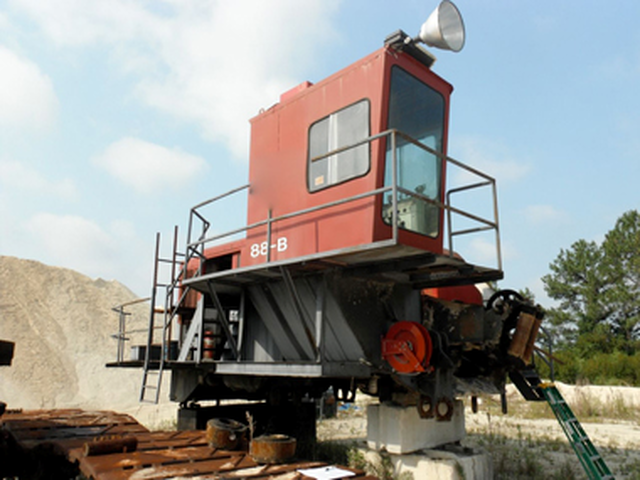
[360,444,493,480]
[367,401,465,454]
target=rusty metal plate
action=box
[1,409,375,479]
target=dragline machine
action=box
[111,1,546,435]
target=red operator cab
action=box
[194,32,500,295]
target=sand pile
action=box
[0,256,175,425]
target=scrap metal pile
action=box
[0,408,373,480]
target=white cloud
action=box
[138,0,341,157]
[450,235,516,270]
[23,213,153,295]
[468,237,499,264]
[25,213,118,276]
[522,204,567,225]
[7,0,341,158]
[0,160,78,199]
[527,276,554,307]
[0,12,10,30]
[0,45,58,132]
[92,137,207,194]
[6,0,157,47]
[450,135,531,187]
[471,236,516,263]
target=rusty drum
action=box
[206,418,247,450]
[250,434,296,464]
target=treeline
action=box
[538,210,640,385]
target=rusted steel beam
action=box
[83,436,138,456]
[2,409,374,479]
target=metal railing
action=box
[122,129,502,380]
[184,129,501,272]
[111,297,151,363]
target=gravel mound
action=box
[0,256,172,423]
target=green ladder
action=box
[539,382,615,480]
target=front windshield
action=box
[383,66,445,237]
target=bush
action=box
[541,349,640,386]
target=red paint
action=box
[202,45,454,269]
[423,286,484,306]
[382,321,433,373]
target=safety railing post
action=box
[391,130,398,243]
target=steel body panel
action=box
[238,46,454,269]
[241,272,400,366]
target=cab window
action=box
[383,66,445,237]
[308,100,370,192]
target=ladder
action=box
[140,227,187,403]
[539,382,615,480]
[140,207,213,403]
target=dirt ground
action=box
[317,383,640,479]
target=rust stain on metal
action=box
[206,417,247,450]
[250,434,297,464]
[83,436,138,456]
[1,409,374,479]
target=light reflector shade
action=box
[418,0,465,52]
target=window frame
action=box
[307,99,372,193]
[382,65,446,238]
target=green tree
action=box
[600,210,640,353]
[542,239,612,353]
[542,210,640,356]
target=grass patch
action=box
[469,386,640,424]
[466,423,581,480]
[314,440,356,466]
[617,457,640,479]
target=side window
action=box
[308,100,370,192]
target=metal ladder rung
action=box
[141,218,209,403]
[541,384,614,480]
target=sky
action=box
[1,0,639,306]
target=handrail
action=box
[111,297,151,363]
[183,128,501,276]
[191,184,250,211]
[112,297,150,310]
[117,128,503,380]
[189,186,393,250]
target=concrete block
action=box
[367,400,465,454]
[360,445,493,480]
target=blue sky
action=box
[1,0,639,304]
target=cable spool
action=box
[381,321,432,374]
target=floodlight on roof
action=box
[415,0,466,53]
